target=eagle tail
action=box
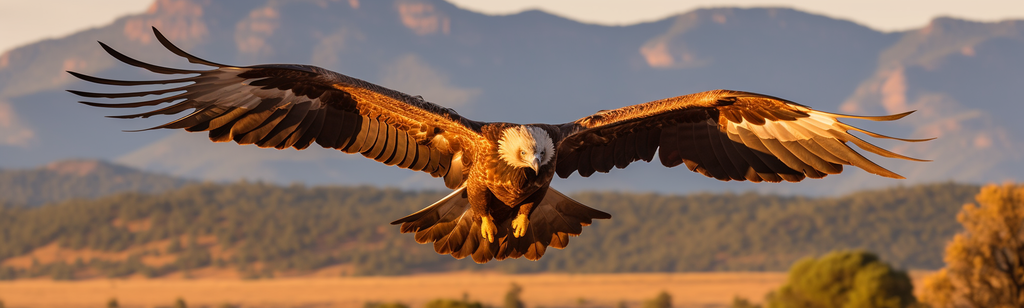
[391,187,611,263]
[495,187,611,261]
[390,187,497,262]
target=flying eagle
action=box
[69,28,929,263]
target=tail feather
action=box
[391,187,610,263]
[496,188,610,261]
[392,187,495,260]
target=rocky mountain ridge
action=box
[1,0,1020,194]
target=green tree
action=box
[365,302,408,308]
[642,291,671,308]
[921,183,1024,308]
[505,283,525,308]
[730,296,761,308]
[766,250,915,308]
[425,298,484,308]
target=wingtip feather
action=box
[819,110,916,121]
[152,26,227,67]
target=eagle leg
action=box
[511,213,529,238]
[511,188,545,238]
[480,215,497,243]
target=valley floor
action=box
[0,272,789,308]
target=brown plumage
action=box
[69,28,931,263]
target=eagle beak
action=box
[530,155,541,173]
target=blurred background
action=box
[0,1,1022,307]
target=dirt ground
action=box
[0,271,789,308]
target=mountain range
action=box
[1,0,1020,195]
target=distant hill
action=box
[0,181,979,279]
[0,0,1019,195]
[0,159,189,206]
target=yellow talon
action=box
[512,214,529,238]
[480,215,496,243]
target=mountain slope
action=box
[0,159,189,206]
[0,0,1017,194]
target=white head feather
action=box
[498,126,554,170]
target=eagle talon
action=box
[480,215,496,243]
[512,214,529,238]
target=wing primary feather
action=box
[334,111,360,151]
[293,108,326,150]
[613,132,636,169]
[240,107,292,146]
[778,140,842,174]
[636,128,660,162]
[260,102,313,148]
[798,138,849,165]
[735,127,804,181]
[67,85,191,98]
[202,106,250,132]
[151,27,228,67]
[98,42,200,75]
[591,145,614,173]
[229,109,279,142]
[66,71,198,86]
[657,125,686,168]
[126,105,222,132]
[832,131,931,162]
[278,108,320,149]
[341,114,370,153]
[576,148,596,177]
[812,136,903,178]
[724,131,782,182]
[82,91,195,109]
[208,115,244,142]
[760,137,825,178]
[818,110,916,121]
[691,123,730,180]
[708,127,753,180]
[836,122,934,142]
[186,106,238,132]
[315,108,346,148]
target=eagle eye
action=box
[520,150,526,155]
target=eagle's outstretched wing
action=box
[68,27,483,188]
[555,90,930,182]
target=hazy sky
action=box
[1,0,1022,54]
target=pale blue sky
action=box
[1,0,1022,54]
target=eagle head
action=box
[497,126,554,172]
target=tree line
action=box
[0,181,978,279]
[0,160,187,207]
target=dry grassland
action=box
[0,271,787,308]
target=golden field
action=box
[0,271,788,308]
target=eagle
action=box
[69,28,929,263]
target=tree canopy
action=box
[0,181,978,278]
[766,250,916,308]
[921,183,1024,308]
